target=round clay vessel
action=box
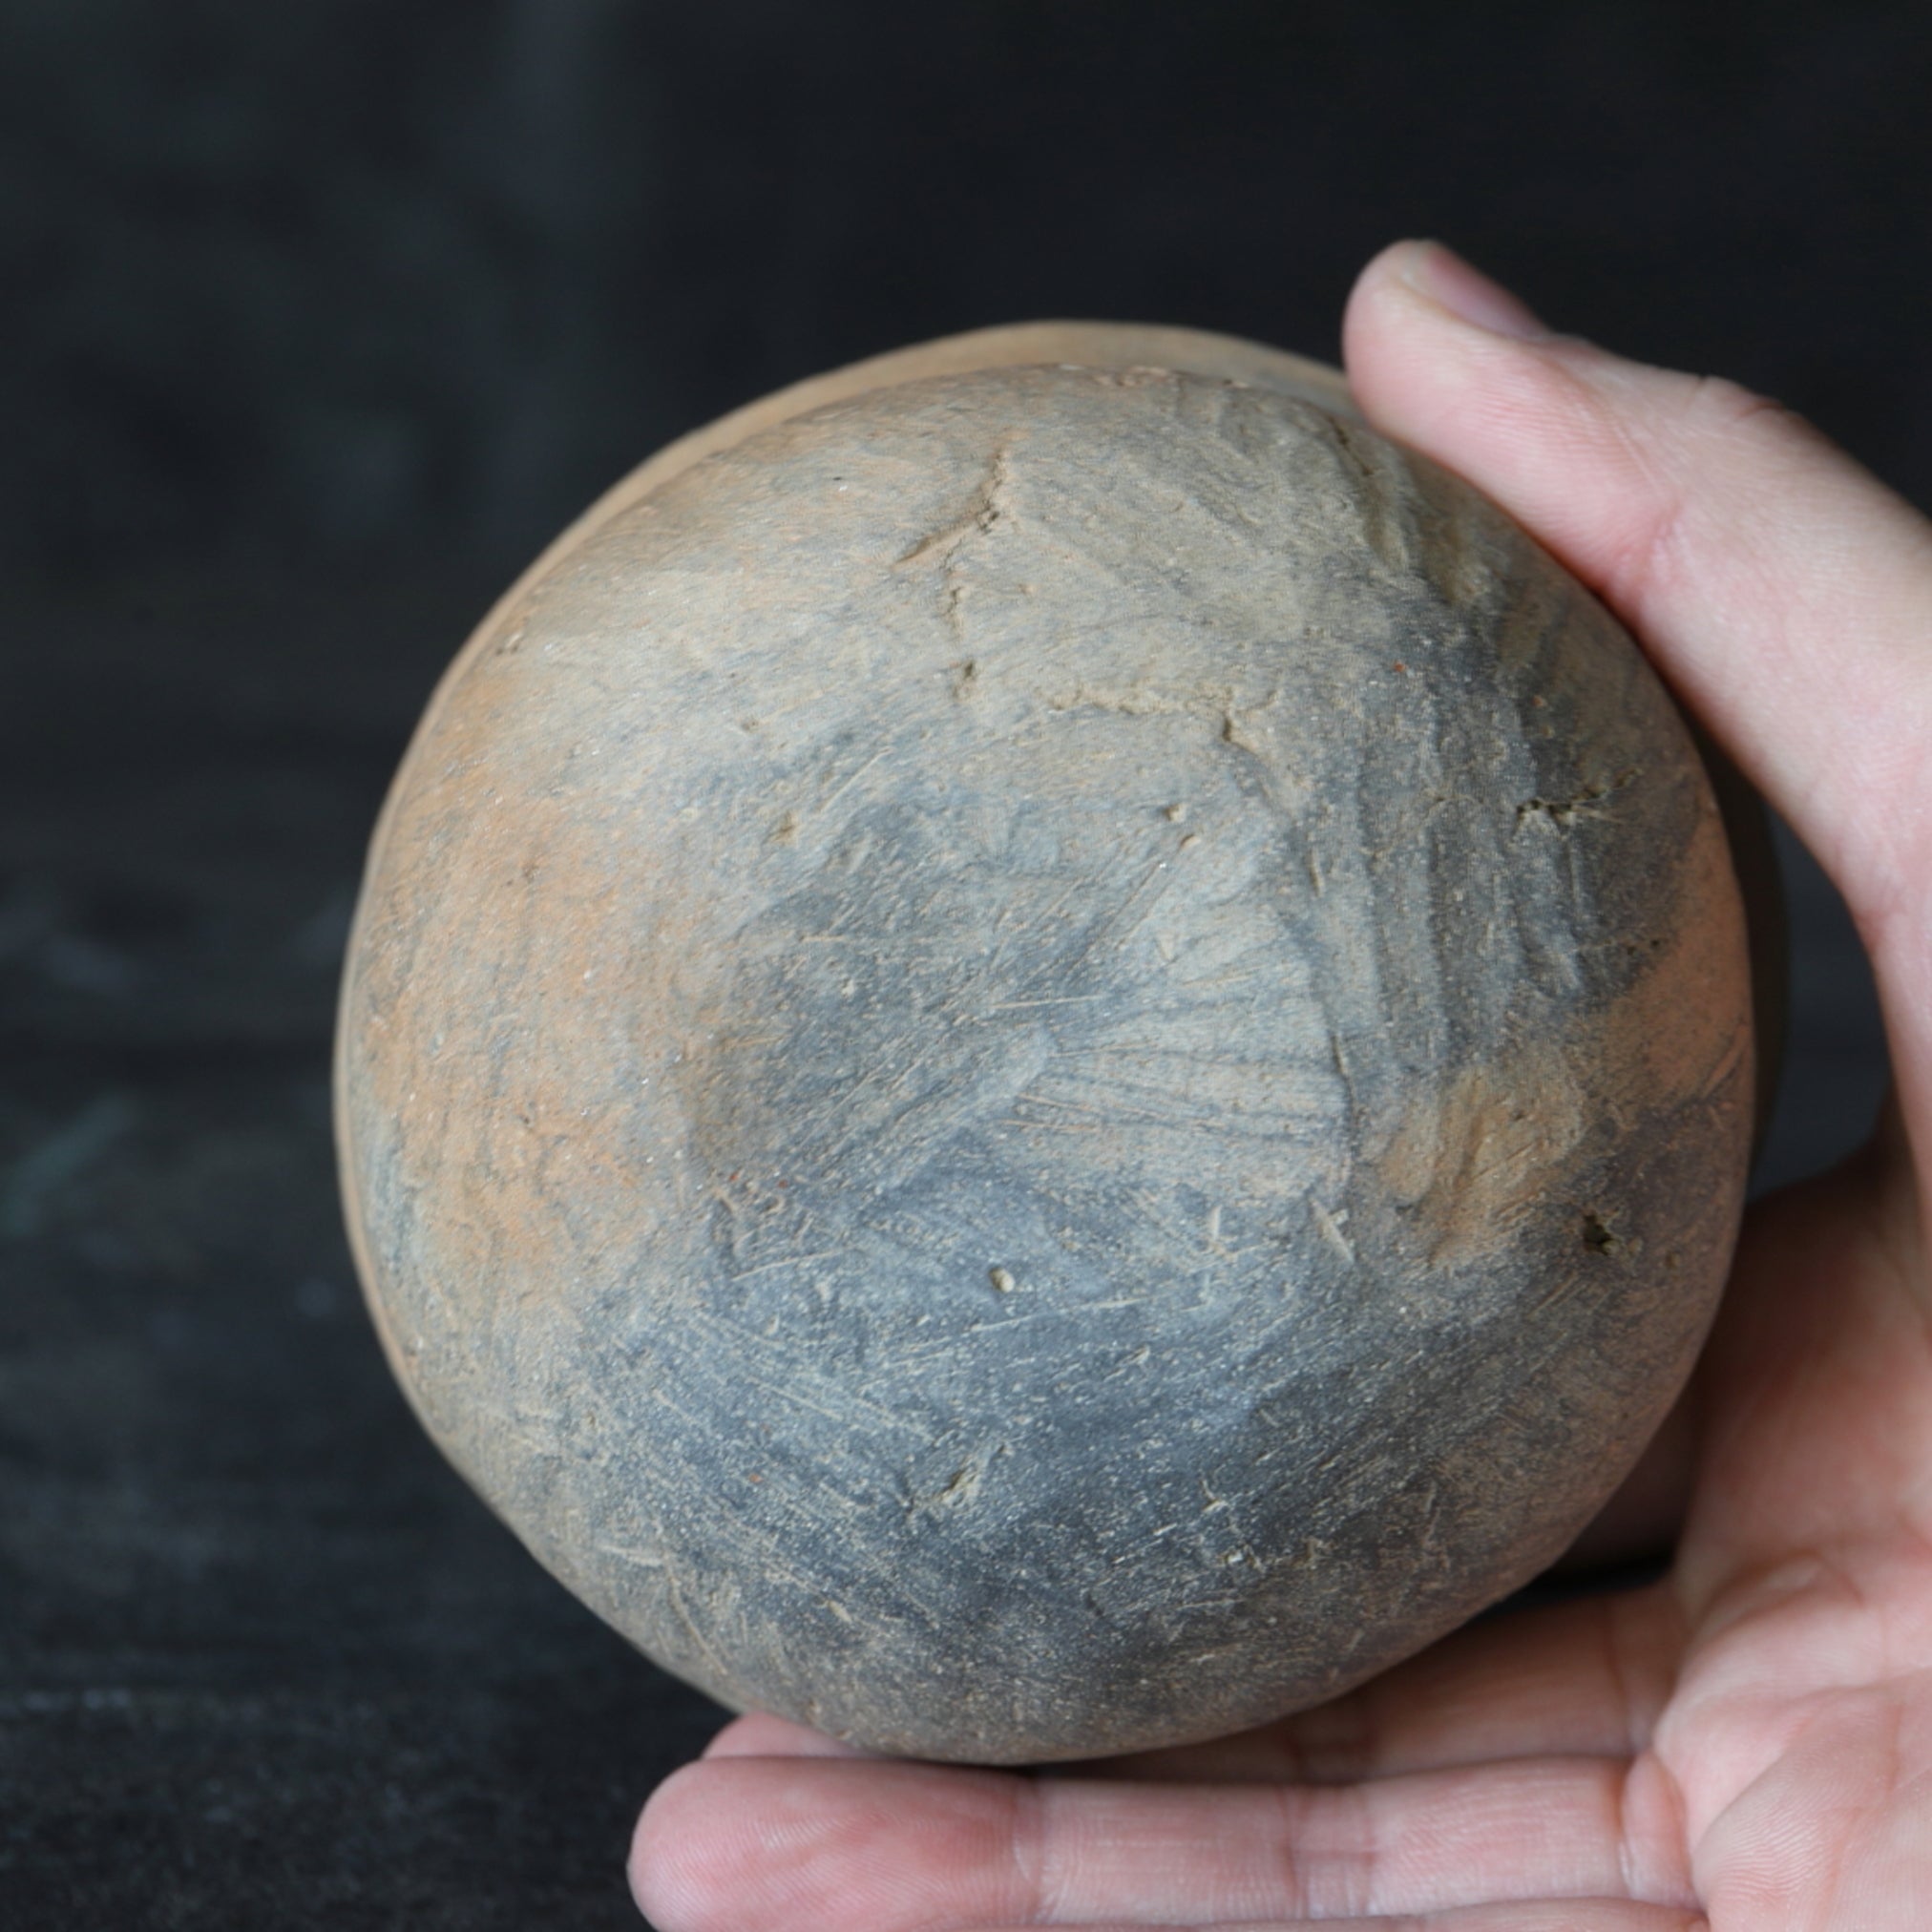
[336,322,1754,1764]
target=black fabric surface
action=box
[1,5,1916,1924]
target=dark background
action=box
[1,3,1917,1925]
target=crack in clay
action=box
[1515,767,1640,833]
[895,446,1013,565]
[896,446,1016,639]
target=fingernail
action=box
[1401,241,1546,340]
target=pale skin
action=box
[630,241,1932,1931]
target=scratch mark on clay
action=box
[732,1367,887,1430]
[1329,1033,1358,1111]
[907,1451,998,1520]
[990,993,1110,1013]
[818,747,889,815]
[657,1540,734,1686]
[725,1251,840,1284]
[1311,1200,1354,1264]
[961,1312,1060,1334]
[1698,1022,1751,1100]
[595,1544,666,1570]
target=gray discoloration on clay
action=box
[337,348,1753,1763]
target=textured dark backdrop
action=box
[1,3,1918,1925]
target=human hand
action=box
[630,241,1932,1931]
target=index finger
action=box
[1342,242,1932,1126]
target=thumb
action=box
[1344,240,1932,1129]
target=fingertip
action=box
[630,1757,725,1930]
[1405,240,1550,340]
[1344,239,1548,376]
[703,1711,874,1760]
[1342,240,1567,478]
[630,1756,855,1932]
[1346,236,1431,311]
[1340,238,1428,375]
[630,1754,1028,1932]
